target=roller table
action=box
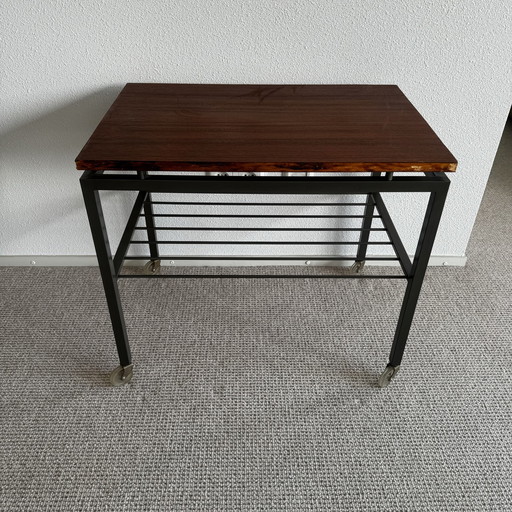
[76,84,456,387]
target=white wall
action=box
[1,0,511,262]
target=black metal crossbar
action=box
[82,172,449,194]
[141,213,382,218]
[121,255,399,261]
[133,227,387,231]
[128,241,393,245]
[145,201,370,207]
[120,274,406,279]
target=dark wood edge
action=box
[76,161,457,173]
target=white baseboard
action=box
[0,254,467,267]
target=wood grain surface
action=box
[76,84,457,173]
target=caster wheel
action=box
[378,365,400,388]
[143,259,161,275]
[110,364,134,386]
[351,261,365,273]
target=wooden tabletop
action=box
[76,84,457,173]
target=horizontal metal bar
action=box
[145,201,369,207]
[118,274,406,279]
[122,256,399,261]
[140,214,382,218]
[133,227,387,232]
[81,173,449,194]
[129,241,392,245]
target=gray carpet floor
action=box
[1,125,511,511]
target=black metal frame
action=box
[80,171,449,375]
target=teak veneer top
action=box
[76,84,457,173]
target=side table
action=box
[76,84,456,387]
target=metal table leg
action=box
[352,192,377,272]
[138,171,161,274]
[80,178,133,386]
[378,183,449,387]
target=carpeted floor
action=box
[1,124,511,511]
